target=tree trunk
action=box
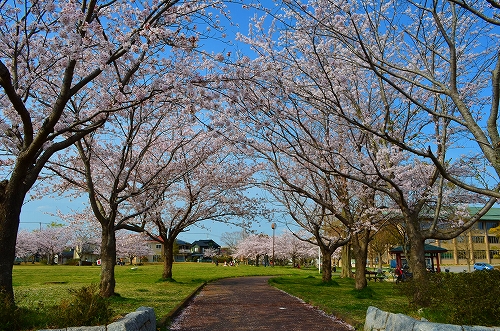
[100,224,117,298]
[405,220,428,305]
[406,223,427,281]
[340,244,353,278]
[351,230,370,290]
[162,238,175,279]
[47,252,54,265]
[353,257,368,290]
[408,238,427,282]
[320,248,333,282]
[0,182,24,306]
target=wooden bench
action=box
[365,270,385,282]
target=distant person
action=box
[395,266,403,283]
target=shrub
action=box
[399,270,500,326]
[55,284,113,327]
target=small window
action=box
[440,252,453,259]
[153,255,162,262]
[156,244,162,249]
[473,250,486,259]
[471,236,484,244]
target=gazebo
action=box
[389,244,448,272]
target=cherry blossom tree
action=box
[16,225,76,264]
[58,209,102,264]
[213,60,389,285]
[273,158,391,287]
[203,247,220,263]
[235,231,317,266]
[266,0,500,197]
[337,0,500,200]
[34,224,73,265]
[0,0,231,304]
[279,190,351,282]
[15,230,39,263]
[220,1,494,296]
[142,136,268,279]
[201,15,399,286]
[274,230,317,267]
[48,96,212,296]
[448,0,500,25]
[234,233,271,265]
[116,231,153,265]
[263,0,500,182]
[227,60,486,288]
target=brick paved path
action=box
[168,276,354,331]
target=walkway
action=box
[168,276,354,331]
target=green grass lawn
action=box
[13,263,408,330]
[269,274,411,330]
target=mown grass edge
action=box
[157,281,207,329]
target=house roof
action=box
[191,239,220,248]
[468,207,500,221]
[176,239,191,246]
[389,244,448,253]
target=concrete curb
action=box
[364,306,500,331]
[107,306,155,331]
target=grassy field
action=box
[269,275,411,330]
[12,263,408,330]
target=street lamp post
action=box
[271,223,276,267]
